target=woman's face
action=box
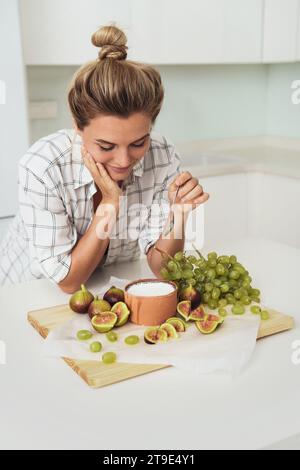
[76,112,152,182]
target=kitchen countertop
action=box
[175,136,300,179]
[0,237,299,450]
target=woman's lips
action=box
[107,165,132,174]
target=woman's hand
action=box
[168,171,209,212]
[81,145,123,207]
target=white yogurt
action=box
[127,281,175,297]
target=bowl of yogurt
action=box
[124,278,178,326]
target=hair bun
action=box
[91,24,128,61]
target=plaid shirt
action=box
[0,129,181,286]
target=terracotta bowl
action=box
[124,278,178,326]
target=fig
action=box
[91,312,117,333]
[144,327,168,344]
[69,284,94,313]
[111,301,130,327]
[179,285,201,310]
[189,305,205,321]
[160,323,178,339]
[196,314,224,335]
[103,285,124,306]
[88,296,111,319]
[166,317,186,332]
[176,300,191,321]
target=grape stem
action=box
[154,246,174,261]
[192,243,206,261]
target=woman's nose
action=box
[115,150,132,167]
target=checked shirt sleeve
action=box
[18,165,78,284]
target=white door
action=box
[0,0,29,218]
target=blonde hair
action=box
[67,24,164,130]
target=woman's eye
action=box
[98,140,146,152]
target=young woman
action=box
[0,25,209,293]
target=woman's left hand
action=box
[168,171,209,212]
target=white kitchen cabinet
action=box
[19,0,131,65]
[263,0,299,63]
[257,174,300,249]
[130,0,262,64]
[0,0,29,218]
[20,0,263,65]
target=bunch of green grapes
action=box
[160,250,261,311]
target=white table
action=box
[0,237,299,450]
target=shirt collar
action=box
[71,129,145,190]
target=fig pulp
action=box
[111,301,130,327]
[91,312,117,333]
[176,300,191,321]
[166,317,186,332]
[144,327,168,344]
[189,305,205,321]
[88,296,111,320]
[103,286,124,306]
[195,314,224,334]
[160,323,178,339]
[69,284,94,313]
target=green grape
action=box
[241,296,251,305]
[194,268,202,277]
[229,269,240,280]
[206,269,216,280]
[125,335,140,346]
[160,267,169,279]
[188,255,197,264]
[251,288,261,297]
[208,299,218,310]
[261,310,269,321]
[218,275,228,283]
[220,283,230,293]
[213,278,222,287]
[211,287,221,300]
[76,330,93,341]
[218,298,228,307]
[188,278,196,286]
[174,251,184,262]
[208,258,217,268]
[167,260,177,271]
[106,331,118,342]
[229,279,238,289]
[216,264,226,276]
[251,296,261,304]
[226,293,235,304]
[229,255,237,264]
[208,251,218,259]
[218,255,230,265]
[90,341,102,353]
[202,292,211,304]
[250,305,261,315]
[182,269,194,279]
[232,304,245,315]
[234,289,243,300]
[205,282,214,292]
[218,307,227,317]
[102,352,117,364]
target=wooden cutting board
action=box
[28,304,295,388]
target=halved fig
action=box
[166,317,186,332]
[144,327,168,344]
[176,300,191,321]
[91,312,117,333]
[160,323,178,339]
[111,301,130,327]
[195,314,224,334]
[189,305,206,321]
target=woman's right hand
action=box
[81,145,123,208]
